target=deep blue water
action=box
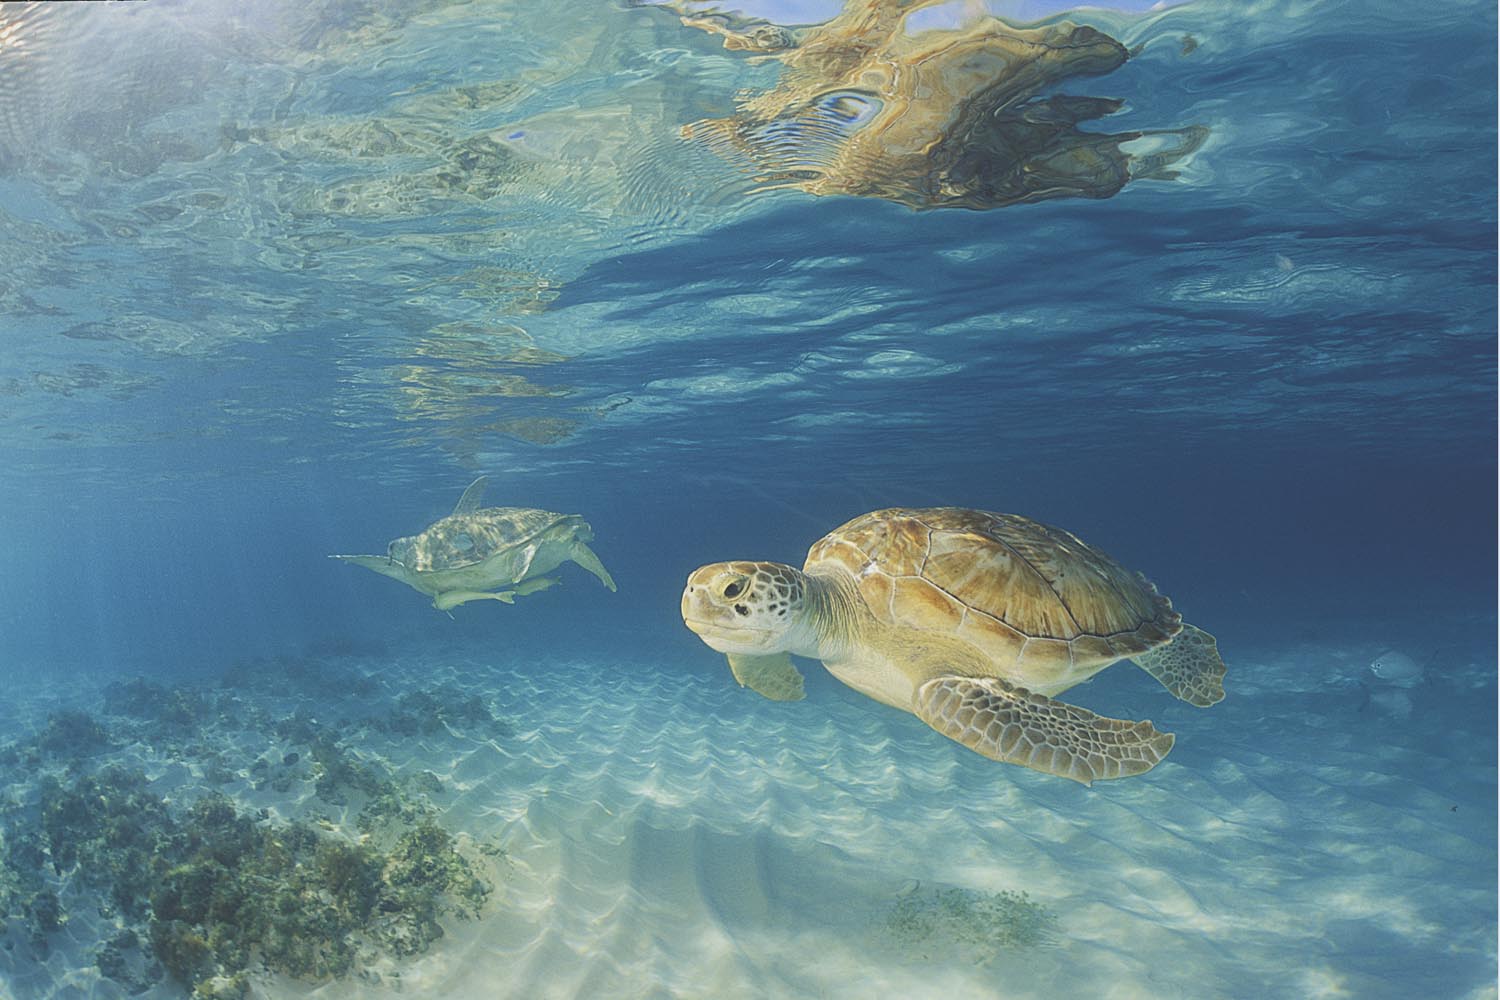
[0,0,1494,995]
[0,0,1493,677]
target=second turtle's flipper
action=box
[914,676,1174,786]
[572,541,617,592]
[1132,623,1227,707]
[433,589,516,611]
[726,652,806,702]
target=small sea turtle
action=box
[681,507,1226,785]
[332,477,616,611]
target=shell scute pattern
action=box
[807,508,1181,669]
[888,575,966,632]
[1017,637,1073,671]
[394,508,572,572]
[955,611,1027,663]
[858,566,895,619]
[926,526,1075,638]
[956,511,1166,637]
[1069,634,1114,663]
[811,514,929,577]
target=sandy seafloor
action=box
[0,622,1494,1000]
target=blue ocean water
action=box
[0,1,1494,998]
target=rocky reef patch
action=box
[0,646,511,997]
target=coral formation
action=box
[37,709,112,755]
[96,928,164,995]
[102,677,209,729]
[0,664,503,997]
[307,735,390,805]
[41,766,174,919]
[0,819,50,955]
[7,770,492,994]
[381,684,510,738]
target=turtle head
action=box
[681,561,809,655]
[385,534,417,568]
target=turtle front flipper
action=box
[914,676,1173,786]
[570,541,617,592]
[1131,623,1226,707]
[330,554,416,584]
[726,653,806,702]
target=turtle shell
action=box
[390,507,581,573]
[804,507,1182,675]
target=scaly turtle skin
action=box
[681,507,1226,785]
[333,477,616,611]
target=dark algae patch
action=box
[36,709,113,756]
[0,667,504,997]
[6,769,491,996]
[879,883,1058,963]
[151,794,489,992]
[380,684,512,738]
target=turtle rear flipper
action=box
[914,676,1174,786]
[1131,623,1226,707]
[571,541,617,592]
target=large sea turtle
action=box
[681,507,1226,785]
[332,477,616,611]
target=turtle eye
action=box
[723,580,745,599]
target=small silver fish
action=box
[1369,649,1424,687]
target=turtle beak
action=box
[680,566,722,633]
[682,563,777,653]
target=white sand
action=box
[0,633,1494,1000]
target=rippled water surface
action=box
[0,0,1493,997]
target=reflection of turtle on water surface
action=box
[672,0,1207,210]
[332,477,616,611]
[682,507,1226,785]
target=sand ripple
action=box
[0,640,1492,1000]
